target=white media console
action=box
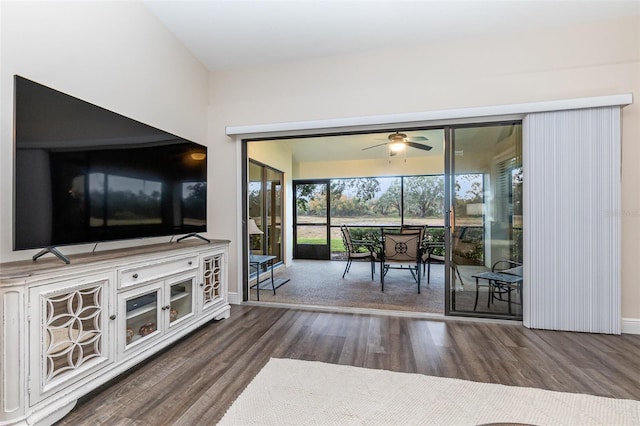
[0,239,230,425]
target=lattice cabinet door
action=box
[29,273,114,404]
[200,251,226,312]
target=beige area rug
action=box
[218,358,640,426]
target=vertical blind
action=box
[523,106,621,334]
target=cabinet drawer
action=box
[118,256,198,288]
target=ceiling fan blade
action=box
[405,141,432,151]
[361,142,389,151]
[406,136,429,142]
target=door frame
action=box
[233,94,629,328]
[292,179,331,260]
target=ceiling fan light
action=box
[389,142,405,153]
[389,132,407,142]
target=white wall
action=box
[210,16,640,320]
[0,1,209,262]
[248,140,293,176]
[294,156,444,179]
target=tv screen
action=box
[13,75,207,251]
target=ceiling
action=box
[142,0,638,164]
[271,130,445,163]
[143,1,640,72]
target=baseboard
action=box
[622,318,640,335]
[228,291,240,305]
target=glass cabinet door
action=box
[124,289,160,347]
[168,277,194,326]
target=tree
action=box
[455,173,483,218]
[455,174,483,201]
[349,178,380,202]
[295,183,325,213]
[331,194,363,216]
[403,176,444,218]
[328,178,381,217]
[374,179,401,216]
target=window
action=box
[249,160,284,263]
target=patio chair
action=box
[490,259,523,309]
[380,229,422,293]
[423,248,467,290]
[340,225,377,280]
[418,226,447,284]
[401,224,426,241]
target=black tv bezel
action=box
[12,75,208,254]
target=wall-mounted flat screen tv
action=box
[13,75,207,251]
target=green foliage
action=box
[452,226,484,265]
[248,188,261,218]
[298,175,453,221]
[512,227,523,263]
[348,227,381,243]
[454,174,483,217]
[329,178,382,217]
[295,183,325,213]
[425,227,445,257]
[371,179,401,216]
[403,176,444,218]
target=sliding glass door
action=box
[248,160,284,264]
[445,123,523,319]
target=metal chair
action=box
[380,229,422,293]
[489,259,523,310]
[418,226,446,284]
[340,225,377,280]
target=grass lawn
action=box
[297,238,345,252]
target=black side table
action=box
[472,271,523,314]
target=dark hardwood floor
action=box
[58,305,640,425]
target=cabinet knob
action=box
[132,273,139,279]
[110,315,116,320]
[165,305,171,310]
[188,261,193,266]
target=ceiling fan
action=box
[362,132,432,156]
